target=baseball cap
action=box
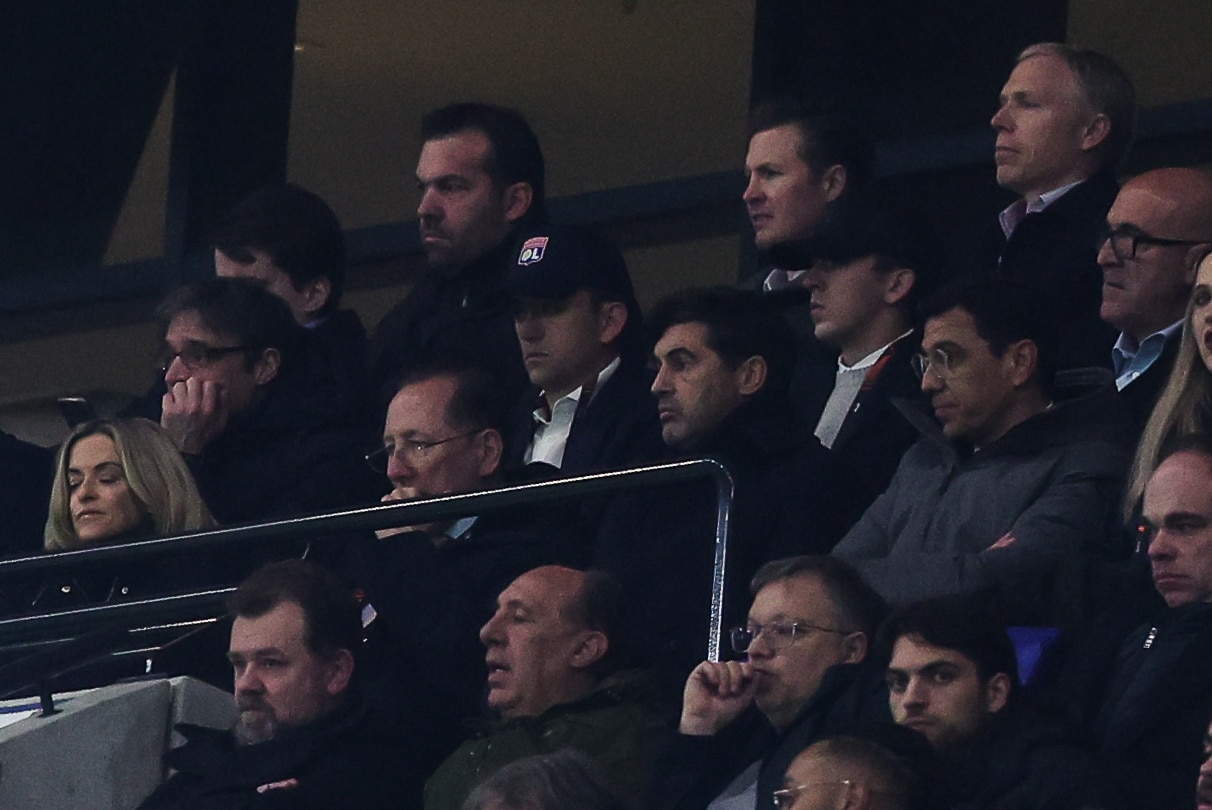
[509,225,637,306]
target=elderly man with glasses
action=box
[337,360,581,776]
[831,280,1134,621]
[1096,167,1212,433]
[645,555,889,810]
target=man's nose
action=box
[417,188,440,220]
[990,104,1012,130]
[386,450,415,485]
[234,666,262,695]
[742,174,762,204]
[164,355,190,385]
[651,364,671,396]
[479,611,504,646]
[1096,234,1119,268]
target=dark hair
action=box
[1017,43,1136,170]
[227,559,361,659]
[211,183,346,317]
[156,277,302,370]
[767,193,946,315]
[396,361,512,437]
[751,555,888,640]
[918,280,1058,397]
[422,102,546,224]
[876,595,1019,686]
[462,750,625,810]
[647,287,797,399]
[568,569,629,675]
[748,97,875,191]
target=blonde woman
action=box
[45,418,214,551]
[1126,247,1212,518]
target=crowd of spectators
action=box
[2,37,1212,810]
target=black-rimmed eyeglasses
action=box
[1099,224,1208,263]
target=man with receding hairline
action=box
[425,565,668,810]
[1097,167,1212,429]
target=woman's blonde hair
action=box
[1125,248,1212,519]
[45,418,215,550]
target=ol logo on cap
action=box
[518,236,549,266]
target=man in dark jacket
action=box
[424,566,669,810]
[975,42,1135,372]
[881,596,1104,810]
[1097,167,1212,434]
[156,278,381,525]
[137,560,420,809]
[368,102,546,408]
[211,182,371,426]
[769,197,944,504]
[595,288,867,685]
[506,224,662,475]
[832,281,1133,620]
[1037,437,1212,810]
[647,555,889,810]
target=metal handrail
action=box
[0,458,735,660]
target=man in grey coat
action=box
[832,280,1133,620]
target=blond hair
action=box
[1125,248,1212,518]
[45,418,215,550]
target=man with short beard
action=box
[137,560,419,809]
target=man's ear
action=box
[253,348,281,386]
[1080,114,1111,153]
[883,267,917,307]
[597,301,628,346]
[820,163,847,203]
[324,648,355,697]
[841,631,868,664]
[736,355,768,397]
[476,428,504,478]
[984,672,1011,714]
[569,630,609,670]
[299,277,333,320]
[502,182,534,225]
[1004,339,1039,388]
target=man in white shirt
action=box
[776,199,943,501]
[1097,167,1212,431]
[507,225,662,475]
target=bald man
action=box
[1098,167,1212,430]
[424,566,668,810]
[777,736,922,810]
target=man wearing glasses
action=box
[774,734,927,810]
[155,278,379,524]
[1097,167,1212,431]
[647,556,888,810]
[346,362,577,774]
[832,280,1133,616]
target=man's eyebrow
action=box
[661,347,698,362]
[227,646,285,662]
[923,340,963,354]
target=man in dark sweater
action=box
[137,560,419,809]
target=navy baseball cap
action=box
[509,225,638,306]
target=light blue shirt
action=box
[1113,320,1183,391]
